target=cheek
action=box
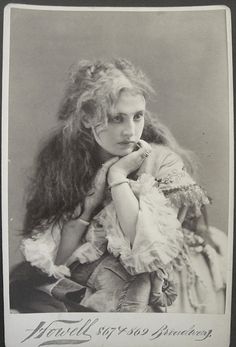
[102,126,120,140]
[136,120,145,136]
[96,128,115,144]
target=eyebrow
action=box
[111,110,145,117]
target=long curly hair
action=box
[23,58,195,235]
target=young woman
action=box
[10,59,227,313]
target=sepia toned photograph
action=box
[2,4,233,347]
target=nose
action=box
[121,119,135,138]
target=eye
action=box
[134,112,144,121]
[109,114,124,123]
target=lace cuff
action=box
[126,176,183,274]
[97,203,131,259]
[158,169,210,216]
[20,226,71,279]
[163,184,210,216]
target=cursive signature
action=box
[21,319,99,345]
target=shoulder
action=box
[148,143,175,156]
[148,143,183,166]
[138,143,184,179]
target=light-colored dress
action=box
[20,144,227,313]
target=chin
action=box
[119,148,133,156]
[103,146,134,157]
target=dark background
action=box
[1,1,235,347]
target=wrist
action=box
[109,178,129,190]
[72,204,92,222]
[80,209,92,222]
[108,169,127,185]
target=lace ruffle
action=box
[162,184,210,216]
[170,226,227,311]
[20,226,71,279]
[97,174,184,275]
[157,168,210,216]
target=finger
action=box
[132,147,151,161]
[138,139,152,153]
[136,141,152,161]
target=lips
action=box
[118,141,135,145]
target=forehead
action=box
[112,91,146,114]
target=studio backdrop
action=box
[8,8,229,269]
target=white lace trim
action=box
[20,225,71,279]
[97,174,183,275]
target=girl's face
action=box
[93,91,146,161]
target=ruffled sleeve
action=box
[156,149,210,217]
[20,224,71,279]
[95,146,211,276]
[21,216,108,275]
[97,174,184,275]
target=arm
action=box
[107,140,152,246]
[109,176,139,246]
[105,145,211,276]
[54,210,92,266]
[55,157,119,266]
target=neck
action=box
[94,145,114,165]
[96,146,114,164]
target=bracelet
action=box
[109,179,129,189]
[77,218,90,226]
